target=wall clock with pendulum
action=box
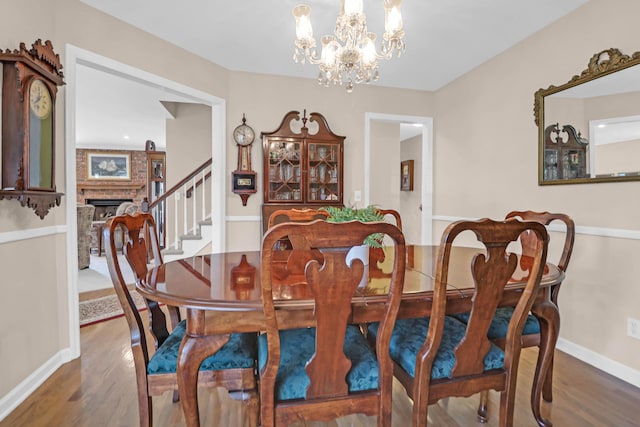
[231,114,257,206]
[0,39,65,218]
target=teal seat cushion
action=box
[451,307,540,339]
[368,317,504,380]
[148,320,257,374]
[258,325,379,401]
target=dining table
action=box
[137,245,563,427]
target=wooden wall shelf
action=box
[0,190,62,219]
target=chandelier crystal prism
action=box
[292,0,405,93]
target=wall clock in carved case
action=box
[0,39,65,219]
[231,114,257,206]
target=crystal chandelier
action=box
[292,0,405,93]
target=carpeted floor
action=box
[78,253,141,326]
[79,290,146,327]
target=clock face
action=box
[29,79,52,119]
[233,124,255,146]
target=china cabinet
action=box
[261,110,344,231]
[543,123,588,181]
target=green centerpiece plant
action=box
[321,205,385,248]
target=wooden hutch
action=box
[261,110,344,232]
[543,123,589,180]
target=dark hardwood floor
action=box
[2,310,639,427]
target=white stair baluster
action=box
[192,177,197,235]
[201,168,206,222]
[174,192,179,250]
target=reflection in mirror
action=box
[535,48,640,184]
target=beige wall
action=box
[401,135,422,245]
[165,102,212,187]
[370,122,401,210]
[433,0,640,372]
[596,139,640,174]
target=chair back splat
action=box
[377,218,548,427]
[505,210,575,304]
[260,219,406,427]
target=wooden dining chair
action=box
[470,210,575,421]
[376,208,403,231]
[369,209,403,273]
[267,208,331,281]
[259,219,406,427]
[104,212,259,427]
[267,207,330,228]
[368,218,548,427]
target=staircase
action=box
[143,159,213,262]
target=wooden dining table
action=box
[137,245,563,427]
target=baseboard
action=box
[557,338,640,389]
[0,348,71,421]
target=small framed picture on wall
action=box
[401,160,414,191]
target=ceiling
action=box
[76,0,589,149]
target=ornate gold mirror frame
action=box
[535,48,640,185]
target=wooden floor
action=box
[2,310,640,427]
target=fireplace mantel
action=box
[78,183,145,193]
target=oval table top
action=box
[137,245,563,312]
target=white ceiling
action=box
[76,0,589,149]
[75,64,197,150]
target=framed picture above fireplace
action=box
[87,152,131,180]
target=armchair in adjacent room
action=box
[77,204,95,269]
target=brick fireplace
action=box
[76,149,148,212]
[86,198,134,221]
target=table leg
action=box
[530,298,560,427]
[177,331,231,427]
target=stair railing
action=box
[142,158,212,253]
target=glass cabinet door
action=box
[307,142,340,203]
[267,140,302,202]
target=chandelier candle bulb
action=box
[293,5,313,40]
[384,1,403,35]
[343,0,364,16]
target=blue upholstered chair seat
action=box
[368,316,504,380]
[451,307,540,339]
[258,325,379,401]
[148,320,257,374]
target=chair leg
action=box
[411,385,430,427]
[138,394,152,427]
[477,391,489,423]
[499,361,521,427]
[498,388,516,427]
[542,355,554,402]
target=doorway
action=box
[64,45,226,358]
[364,113,433,245]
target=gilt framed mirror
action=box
[534,48,640,185]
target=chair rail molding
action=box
[0,225,66,244]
